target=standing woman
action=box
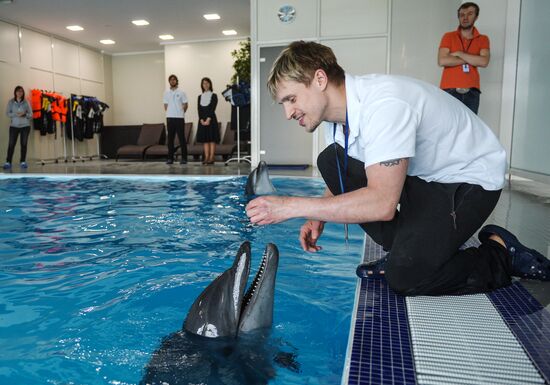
[4,86,32,169]
[196,77,219,164]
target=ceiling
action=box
[0,0,250,54]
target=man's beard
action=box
[459,22,473,30]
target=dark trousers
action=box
[166,118,186,161]
[6,126,30,163]
[318,145,512,296]
[445,88,481,114]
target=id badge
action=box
[462,64,470,73]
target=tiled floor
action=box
[0,159,317,178]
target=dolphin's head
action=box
[183,242,279,338]
[245,161,276,196]
[183,242,251,338]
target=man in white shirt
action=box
[163,74,188,164]
[246,41,550,295]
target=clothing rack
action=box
[69,94,108,162]
[33,89,69,165]
[31,90,108,164]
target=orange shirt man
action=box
[438,2,490,114]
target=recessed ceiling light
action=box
[222,30,237,36]
[66,25,84,31]
[203,14,221,20]
[100,39,115,45]
[132,19,149,26]
[159,34,174,40]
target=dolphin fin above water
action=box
[141,242,298,385]
[245,161,276,196]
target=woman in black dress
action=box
[196,77,219,164]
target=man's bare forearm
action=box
[283,187,395,224]
[439,55,465,67]
[458,52,490,67]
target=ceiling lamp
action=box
[132,19,150,26]
[203,14,221,20]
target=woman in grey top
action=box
[4,85,32,169]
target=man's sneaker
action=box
[479,224,550,281]
[3,162,11,170]
[166,160,174,165]
[179,160,187,165]
[356,256,388,278]
[20,162,28,169]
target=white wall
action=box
[474,0,507,135]
[390,0,458,86]
[164,40,243,142]
[102,54,114,126]
[509,0,550,177]
[0,20,109,163]
[111,52,165,126]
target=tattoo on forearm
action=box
[380,158,403,167]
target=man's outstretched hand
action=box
[299,220,324,252]
[246,196,290,225]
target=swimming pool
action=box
[0,175,364,385]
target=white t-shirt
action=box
[324,74,506,190]
[163,88,188,118]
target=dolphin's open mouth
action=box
[183,242,279,338]
[241,247,269,315]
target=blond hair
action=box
[267,41,345,99]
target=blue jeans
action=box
[6,126,30,163]
[445,88,481,114]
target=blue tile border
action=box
[488,282,550,384]
[348,276,416,385]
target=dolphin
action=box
[245,161,276,196]
[141,242,298,385]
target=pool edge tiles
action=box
[349,277,417,385]
[488,282,550,384]
[344,235,417,385]
[0,173,240,181]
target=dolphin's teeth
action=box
[240,250,271,318]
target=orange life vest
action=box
[31,89,42,119]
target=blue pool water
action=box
[0,176,364,385]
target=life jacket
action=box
[51,94,68,123]
[31,89,42,119]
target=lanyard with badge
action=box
[458,31,473,73]
[333,111,350,243]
